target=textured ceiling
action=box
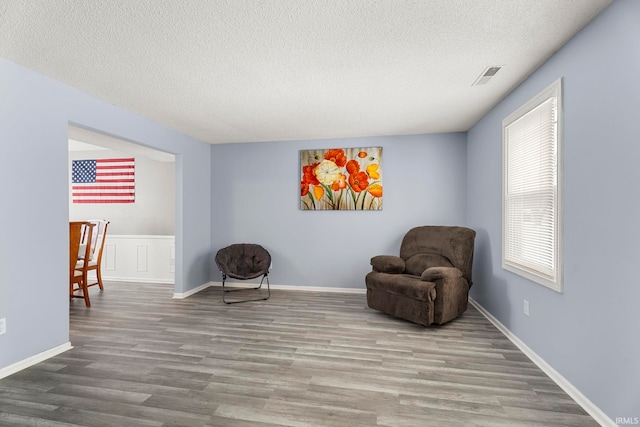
[1,1,611,145]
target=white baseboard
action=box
[174,281,367,298]
[209,281,367,294]
[105,276,174,285]
[469,298,615,427]
[173,282,213,299]
[0,342,73,380]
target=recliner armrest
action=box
[370,255,405,274]
[420,266,463,281]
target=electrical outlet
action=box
[523,300,530,317]
[0,318,6,335]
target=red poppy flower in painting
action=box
[300,181,309,197]
[346,159,360,175]
[302,163,320,186]
[349,171,369,193]
[324,149,347,167]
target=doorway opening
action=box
[67,125,178,297]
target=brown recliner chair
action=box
[365,225,476,326]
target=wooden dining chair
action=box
[70,221,94,307]
[69,222,83,277]
[76,219,110,290]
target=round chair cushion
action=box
[215,243,271,280]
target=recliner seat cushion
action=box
[421,266,462,281]
[365,272,436,301]
[404,254,453,276]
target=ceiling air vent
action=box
[473,66,502,86]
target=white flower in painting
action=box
[314,160,341,185]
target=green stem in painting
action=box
[336,189,344,209]
[307,192,316,210]
[322,183,335,207]
[348,187,357,207]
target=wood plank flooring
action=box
[0,282,599,426]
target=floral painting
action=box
[300,147,383,210]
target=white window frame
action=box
[502,78,563,292]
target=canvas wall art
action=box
[300,147,382,210]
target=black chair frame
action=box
[221,271,270,304]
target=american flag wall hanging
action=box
[72,157,135,204]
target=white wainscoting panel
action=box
[169,244,175,273]
[101,235,175,284]
[104,243,116,271]
[136,244,148,272]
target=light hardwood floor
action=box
[0,282,599,426]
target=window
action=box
[502,78,562,292]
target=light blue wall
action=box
[211,133,467,289]
[0,58,212,370]
[467,0,639,420]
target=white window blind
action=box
[502,79,562,292]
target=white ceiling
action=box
[1,1,611,145]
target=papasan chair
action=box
[215,243,271,304]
